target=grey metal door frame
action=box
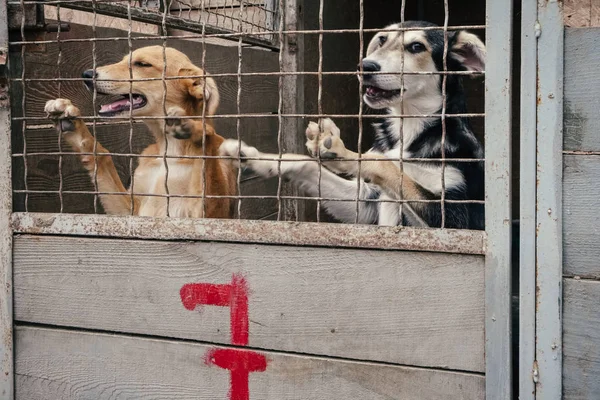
[520,1,564,400]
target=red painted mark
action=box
[205,348,267,400]
[180,273,249,345]
[180,273,267,400]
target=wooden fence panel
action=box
[13,235,485,372]
[15,325,485,400]
[564,28,600,151]
[563,155,600,279]
[563,278,600,400]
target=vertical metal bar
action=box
[316,0,322,222]
[520,0,538,398]
[535,1,563,399]
[19,0,27,212]
[354,0,363,223]
[199,0,209,219]
[92,0,100,214]
[397,1,405,225]
[0,0,13,397]
[280,0,303,221]
[485,0,514,398]
[275,0,284,220]
[127,2,135,215]
[235,1,243,218]
[56,6,64,213]
[440,1,449,228]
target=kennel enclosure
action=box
[0,0,585,399]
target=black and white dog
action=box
[220,21,486,229]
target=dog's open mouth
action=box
[98,94,147,116]
[364,86,402,100]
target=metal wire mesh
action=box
[8,0,487,230]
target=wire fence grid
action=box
[7,0,486,229]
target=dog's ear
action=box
[178,67,220,116]
[449,31,486,73]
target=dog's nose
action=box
[359,60,381,80]
[82,69,95,89]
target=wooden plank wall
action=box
[562,27,600,400]
[11,20,280,219]
[12,235,486,398]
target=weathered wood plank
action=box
[564,28,600,151]
[13,235,485,372]
[564,0,592,27]
[563,155,600,279]
[563,278,600,400]
[15,325,485,400]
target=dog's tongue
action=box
[99,98,131,114]
[99,95,144,114]
[366,86,385,96]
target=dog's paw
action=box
[44,98,81,132]
[219,139,258,168]
[305,118,346,159]
[219,139,280,178]
[165,106,194,140]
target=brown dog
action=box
[45,46,237,218]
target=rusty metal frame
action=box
[10,212,486,255]
[485,0,514,398]
[0,0,13,396]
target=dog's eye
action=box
[378,36,387,47]
[134,61,152,67]
[406,42,426,54]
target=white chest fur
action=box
[133,158,205,218]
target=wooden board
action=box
[563,155,600,279]
[563,278,600,400]
[11,23,280,217]
[15,325,485,400]
[564,28,600,151]
[564,0,600,27]
[13,235,485,372]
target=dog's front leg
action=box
[306,118,429,227]
[219,139,380,224]
[45,98,135,215]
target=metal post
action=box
[0,0,13,395]
[280,0,304,221]
[535,1,563,399]
[485,0,513,398]
[520,0,538,398]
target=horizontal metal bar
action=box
[11,212,487,255]
[7,23,487,45]
[9,70,485,80]
[11,189,485,204]
[13,113,486,122]
[12,152,485,163]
